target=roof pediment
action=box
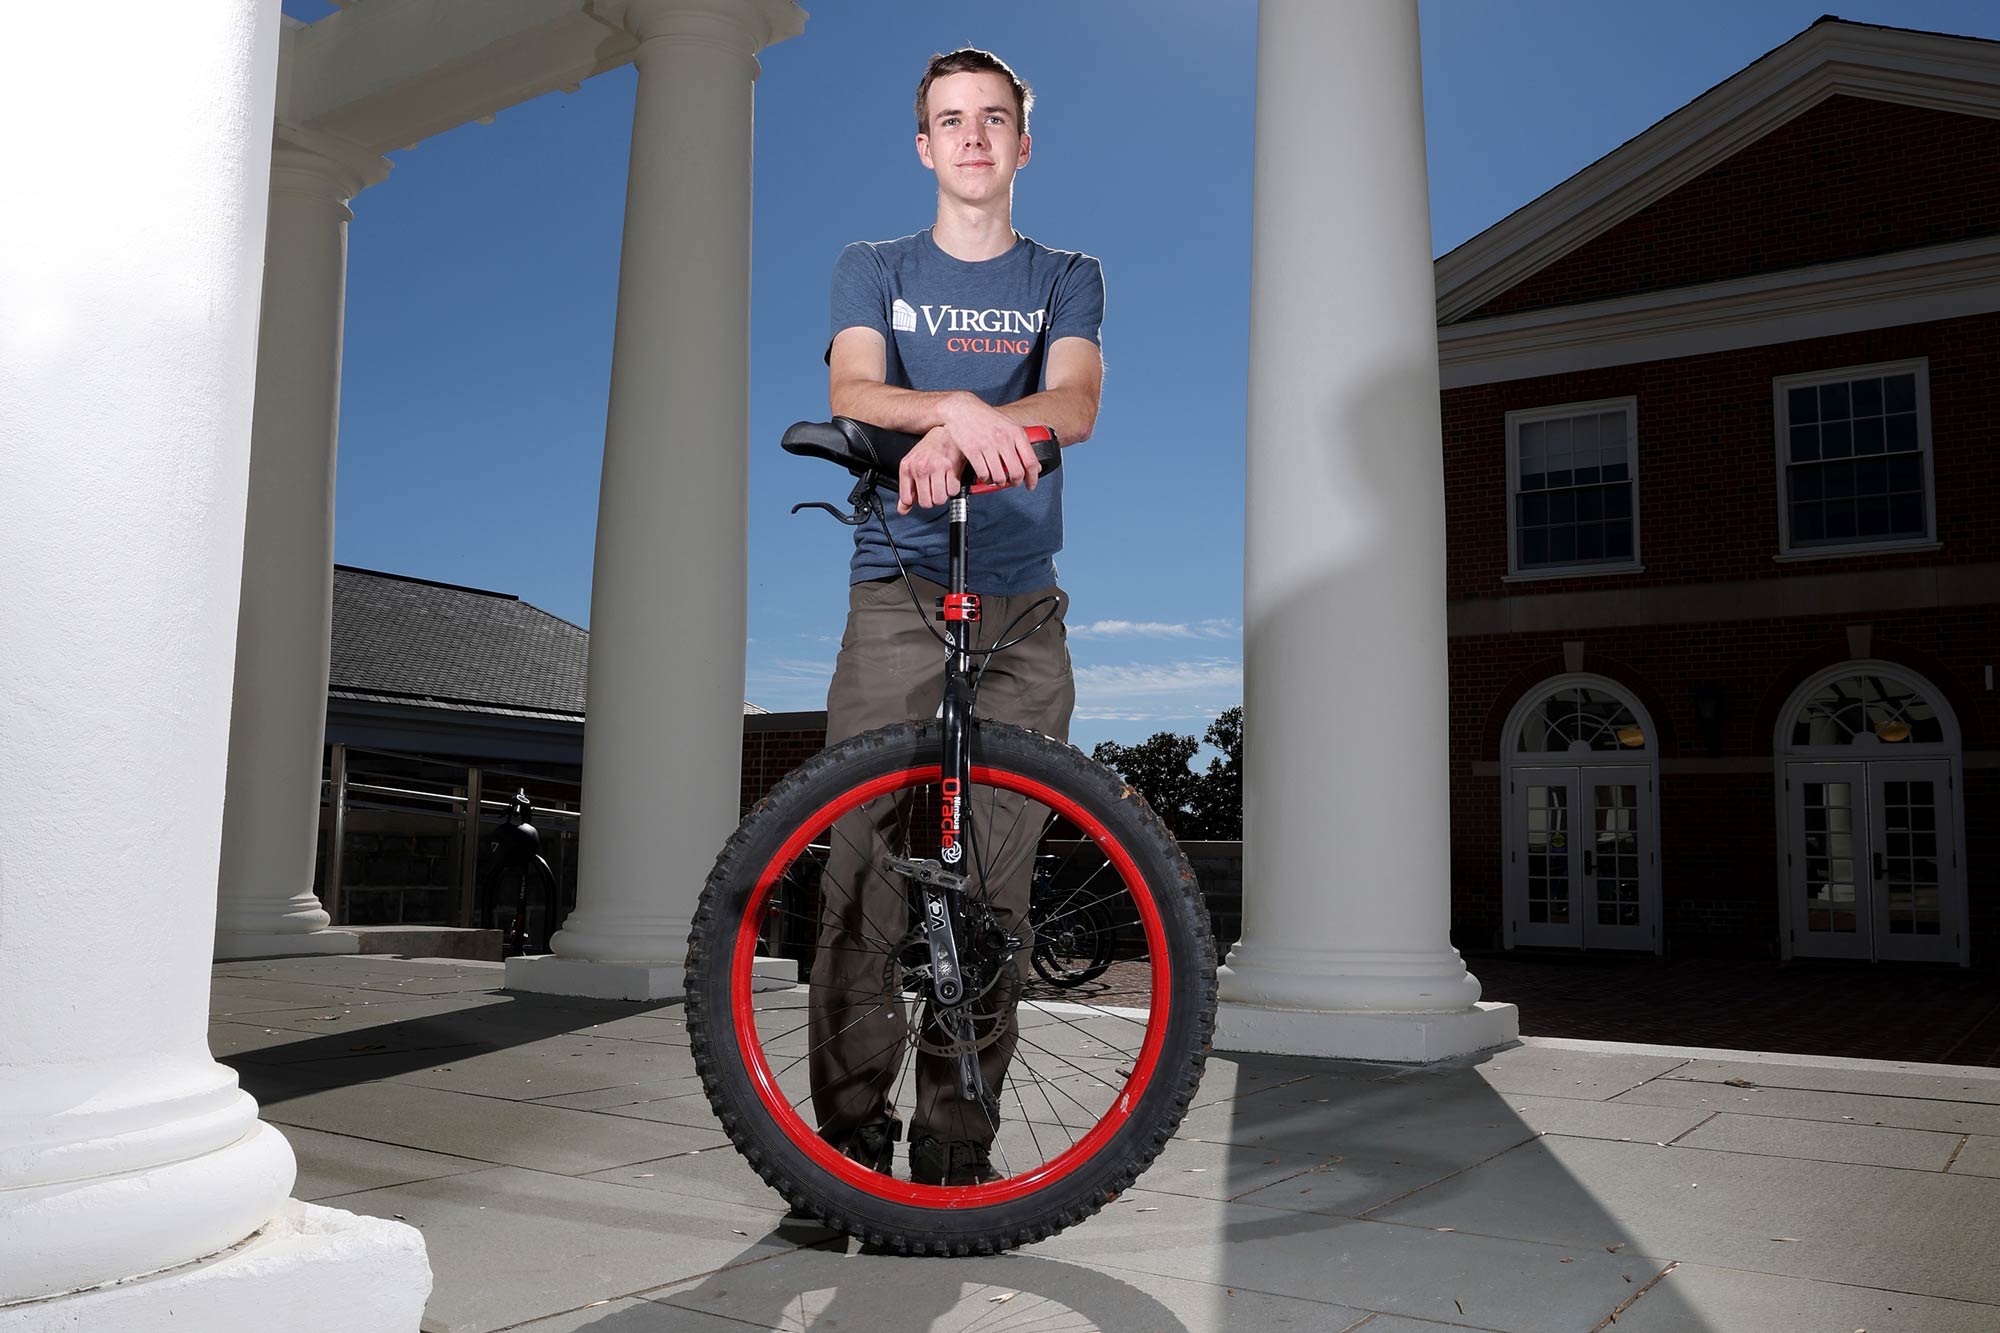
[1436,18,2000,324]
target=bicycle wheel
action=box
[684,719,1216,1255]
[1031,892,1117,989]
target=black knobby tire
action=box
[683,720,1217,1255]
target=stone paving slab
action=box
[1393,1046,1689,1101]
[391,1036,698,1103]
[1612,1076,2000,1136]
[1489,1091,1712,1145]
[1612,1260,2000,1333]
[643,1244,1375,1333]
[1028,1189,1658,1331]
[329,1167,806,1333]
[1371,1133,2000,1306]
[1659,1055,2000,1104]
[1949,1134,2000,1177]
[1676,1109,1963,1170]
[279,1123,491,1203]
[257,1079,727,1176]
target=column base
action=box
[1215,1000,1520,1063]
[0,1200,429,1333]
[213,929,360,961]
[504,953,798,1001]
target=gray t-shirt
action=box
[827,229,1104,593]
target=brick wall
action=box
[740,711,830,813]
[1442,311,2000,597]
[1464,96,2000,320]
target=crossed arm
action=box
[828,326,1104,513]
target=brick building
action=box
[1435,18,2000,965]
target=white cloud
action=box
[1070,657,1241,725]
[1067,618,1238,641]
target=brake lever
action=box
[790,474,883,526]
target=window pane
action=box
[1852,377,1884,416]
[1546,417,1572,467]
[1858,495,1889,536]
[1885,373,1917,413]
[1790,424,1820,462]
[1825,460,1854,499]
[1792,501,1824,541]
[1891,492,1924,534]
[1822,420,1852,458]
[1854,418,1884,455]
[1550,527,1576,563]
[1601,460,1629,482]
[1523,528,1548,565]
[1788,385,1819,424]
[1826,499,1857,539]
[1578,487,1603,522]
[1856,457,1887,495]
[1820,382,1850,419]
[1606,520,1633,558]
[1888,453,1922,491]
[1792,464,1823,501]
[1606,485,1632,518]
[1521,492,1548,525]
[1519,421,1544,474]
[1578,524,1604,560]
[1886,413,1918,452]
[1550,490,1575,525]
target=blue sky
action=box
[282,0,2000,752]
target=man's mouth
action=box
[960,160,994,169]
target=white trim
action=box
[1437,234,2000,389]
[1772,541,1941,563]
[1503,397,1641,578]
[1771,358,1934,556]
[1436,21,2000,323]
[1502,564,1646,585]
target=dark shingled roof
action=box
[331,566,590,719]
[330,566,768,719]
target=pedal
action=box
[881,856,966,893]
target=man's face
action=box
[916,70,1030,206]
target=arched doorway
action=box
[1775,662,1967,964]
[1501,675,1662,952]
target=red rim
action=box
[728,763,1172,1207]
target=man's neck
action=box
[931,196,1017,262]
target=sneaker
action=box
[908,1130,1000,1186]
[786,1119,901,1221]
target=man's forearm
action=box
[831,381,1097,446]
[829,381,969,436]
[996,386,1097,447]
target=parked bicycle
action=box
[682,418,1217,1255]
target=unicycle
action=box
[683,417,1217,1255]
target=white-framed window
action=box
[1505,397,1639,577]
[1773,359,1934,556]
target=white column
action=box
[1216,0,1517,1062]
[215,128,389,962]
[0,4,426,1325]
[509,0,805,1001]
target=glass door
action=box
[1509,768,1581,948]
[1786,762,1869,960]
[1581,768,1653,950]
[1868,761,1955,963]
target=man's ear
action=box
[916,132,934,170]
[1017,132,1031,168]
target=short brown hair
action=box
[914,48,1033,136]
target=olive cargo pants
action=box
[808,573,1074,1151]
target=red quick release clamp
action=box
[941,593,981,623]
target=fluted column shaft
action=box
[1216,0,1516,1060]
[215,129,389,958]
[510,0,804,1000]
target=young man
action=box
[807,48,1105,1187]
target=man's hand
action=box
[900,427,969,514]
[941,392,1041,493]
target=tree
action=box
[1090,705,1243,839]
